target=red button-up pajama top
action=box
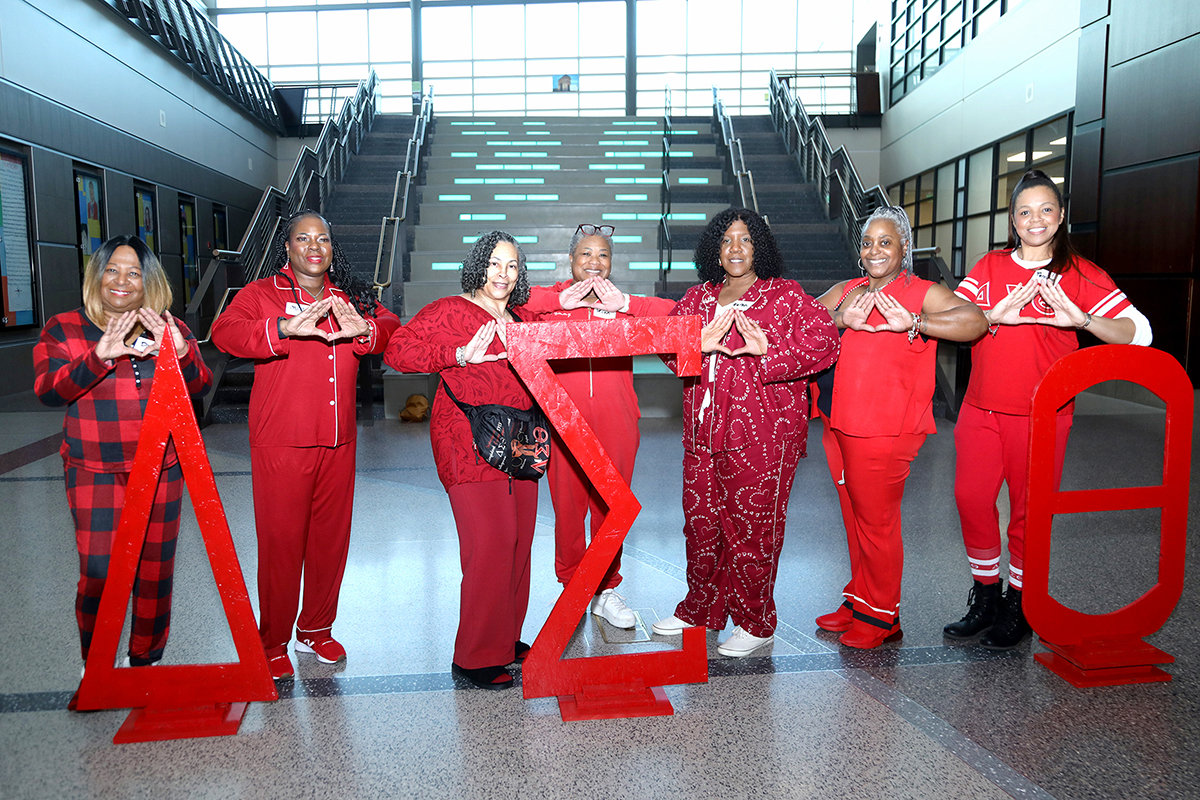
[383,296,541,670]
[210,266,400,652]
[951,251,1135,590]
[523,283,676,591]
[825,276,937,632]
[34,309,212,664]
[664,278,839,637]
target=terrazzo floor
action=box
[0,386,1196,800]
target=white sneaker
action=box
[589,589,636,629]
[650,614,693,636]
[716,626,774,657]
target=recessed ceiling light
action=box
[1050,137,1067,146]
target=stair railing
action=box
[658,86,674,284]
[712,88,760,215]
[769,68,888,255]
[186,70,380,421]
[374,88,435,313]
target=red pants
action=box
[676,440,801,638]
[828,430,925,627]
[954,402,1071,588]
[251,443,356,649]
[66,463,182,663]
[447,479,538,669]
[549,417,637,592]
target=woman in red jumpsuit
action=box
[944,169,1153,649]
[384,231,541,690]
[521,224,675,629]
[651,208,839,657]
[34,236,212,709]
[211,211,400,680]
[812,207,987,649]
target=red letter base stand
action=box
[1025,345,1191,688]
[74,343,278,742]
[508,316,708,721]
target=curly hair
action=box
[82,235,173,328]
[860,206,915,282]
[693,207,784,284]
[1003,168,1081,276]
[460,230,531,307]
[270,211,378,317]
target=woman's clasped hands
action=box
[95,308,189,362]
[461,320,508,364]
[841,291,915,333]
[279,296,372,342]
[701,310,769,356]
[985,276,1088,328]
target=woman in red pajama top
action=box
[211,211,401,680]
[521,224,676,630]
[812,207,986,649]
[651,208,840,657]
[944,169,1153,650]
[34,236,212,709]
[384,231,541,691]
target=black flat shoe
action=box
[451,662,514,691]
[513,641,531,662]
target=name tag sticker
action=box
[1033,269,1062,286]
[284,302,307,315]
[593,309,617,320]
[729,300,753,312]
[131,335,154,353]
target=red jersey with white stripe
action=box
[954,250,1131,415]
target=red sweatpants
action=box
[954,402,1072,587]
[251,443,357,650]
[447,479,538,669]
[549,417,637,592]
[67,462,182,663]
[828,430,925,627]
[676,440,801,638]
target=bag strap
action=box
[438,379,473,416]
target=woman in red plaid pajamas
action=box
[34,236,212,709]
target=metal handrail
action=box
[373,88,435,306]
[712,88,760,216]
[658,86,674,283]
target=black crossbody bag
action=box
[439,380,551,481]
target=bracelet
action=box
[455,346,467,367]
[908,312,922,343]
[1078,312,1093,329]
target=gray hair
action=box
[568,229,615,259]
[860,206,915,278]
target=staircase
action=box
[730,115,858,298]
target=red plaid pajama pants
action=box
[65,463,182,664]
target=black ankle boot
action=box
[980,586,1031,650]
[943,580,1001,639]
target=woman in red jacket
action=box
[384,231,540,691]
[652,208,839,657]
[34,235,212,708]
[211,211,400,680]
[521,224,675,629]
[813,207,987,649]
[945,169,1153,649]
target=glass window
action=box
[213,205,229,252]
[965,215,991,266]
[527,3,578,59]
[423,6,472,61]
[266,12,317,66]
[686,0,741,55]
[967,148,992,214]
[317,9,367,64]
[134,187,157,254]
[936,163,955,222]
[216,13,267,66]
[368,9,411,65]
[917,170,935,227]
[993,210,1010,248]
[1,148,36,328]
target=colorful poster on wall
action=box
[135,188,156,253]
[75,172,103,259]
[213,206,229,252]
[0,152,35,328]
[180,200,198,304]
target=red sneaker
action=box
[815,601,854,632]
[839,618,903,650]
[295,630,347,664]
[265,644,294,680]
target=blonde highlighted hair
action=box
[81,236,173,328]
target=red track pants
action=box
[447,479,538,669]
[827,429,925,627]
[67,463,182,664]
[251,443,356,650]
[676,440,801,638]
[953,402,1071,588]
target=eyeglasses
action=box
[576,224,615,237]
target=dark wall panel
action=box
[105,173,136,240]
[1070,126,1104,224]
[38,244,83,320]
[1116,277,1191,371]
[29,150,75,246]
[1075,23,1108,125]
[1109,0,1200,64]
[1104,34,1200,170]
[1098,155,1198,276]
